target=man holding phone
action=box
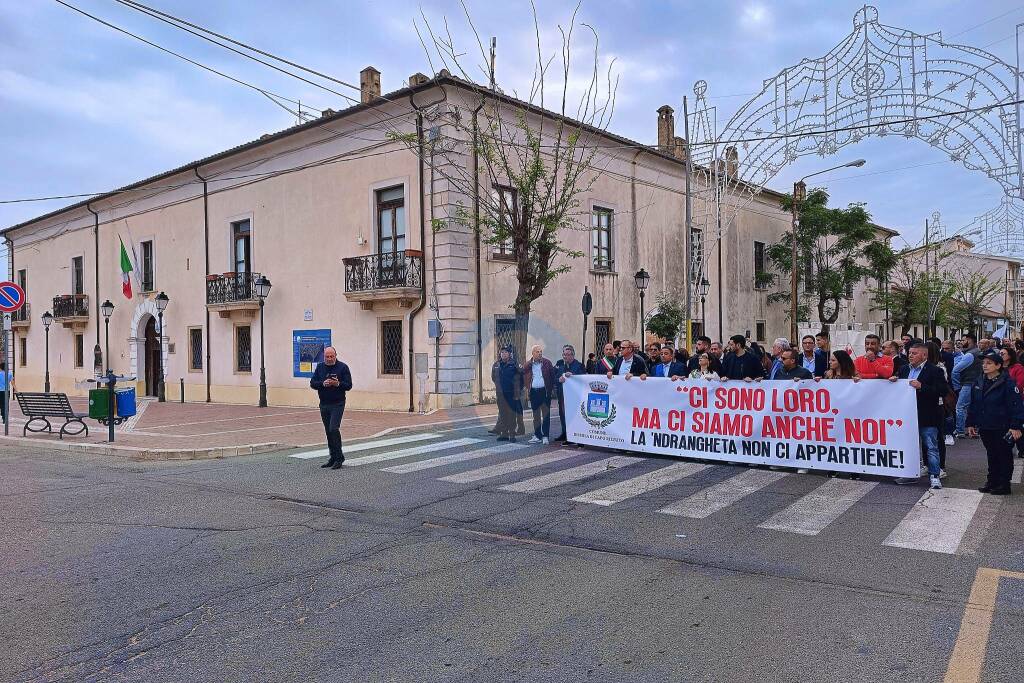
[310,346,353,469]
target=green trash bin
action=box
[88,388,113,419]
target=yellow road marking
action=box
[944,567,1024,682]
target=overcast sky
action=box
[2,0,1023,248]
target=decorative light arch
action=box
[687,4,1024,282]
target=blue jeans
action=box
[955,387,972,434]
[920,427,941,477]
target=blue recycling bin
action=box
[115,387,137,418]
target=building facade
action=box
[4,70,890,410]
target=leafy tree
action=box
[943,271,1004,336]
[871,243,955,336]
[759,188,896,331]
[645,292,685,341]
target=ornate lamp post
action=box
[41,310,53,392]
[254,276,272,408]
[100,300,114,372]
[633,268,650,345]
[790,159,866,343]
[100,299,115,443]
[155,292,169,402]
[698,277,710,337]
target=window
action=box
[235,325,252,372]
[16,269,26,292]
[376,186,406,254]
[492,185,516,258]
[140,240,154,292]
[591,207,614,271]
[755,320,766,343]
[842,259,854,299]
[232,220,251,274]
[494,317,516,359]
[19,336,26,366]
[188,327,203,371]
[803,253,814,293]
[753,241,767,289]
[595,320,612,352]
[74,334,84,368]
[380,320,404,375]
[71,256,84,295]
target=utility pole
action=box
[682,95,694,351]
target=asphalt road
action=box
[2,422,1023,682]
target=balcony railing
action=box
[53,294,89,320]
[206,272,262,306]
[10,302,30,325]
[343,251,423,293]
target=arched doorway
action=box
[143,316,159,397]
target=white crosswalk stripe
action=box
[500,455,645,494]
[882,487,984,554]
[758,478,878,536]
[347,438,485,466]
[289,432,441,459]
[1013,460,1023,485]
[381,444,527,474]
[439,449,581,484]
[658,468,788,519]
[572,462,710,506]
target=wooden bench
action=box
[15,392,89,439]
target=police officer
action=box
[492,346,523,442]
[966,351,1024,495]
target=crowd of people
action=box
[491,330,1024,495]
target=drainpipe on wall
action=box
[194,166,212,402]
[472,101,485,403]
[406,86,447,412]
[87,203,100,349]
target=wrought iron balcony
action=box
[206,272,263,318]
[10,302,30,327]
[53,294,89,327]
[343,250,423,309]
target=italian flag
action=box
[119,238,134,299]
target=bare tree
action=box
[395,1,618,358]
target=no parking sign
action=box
[0,281,25,313]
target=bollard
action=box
[179,378,185,403]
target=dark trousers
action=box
[495,391,517,436]
[319,402,345,461]
[557,391,567,439]
[980,429,1014,489]
[0,390,6,422]
[529,388,550,439]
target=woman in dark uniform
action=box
[966,352,1024,495]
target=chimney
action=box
[724,146,739,176]
[320,108,337,118]
[360,66,381,103]
[408,72,429,87]
[657,105,675,151]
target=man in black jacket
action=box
[891,343,949,489]
[554,345,586,442]
[607,340,648,379]
[721,335,764,381]
[310,346,353,469]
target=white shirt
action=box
[531,361,546,388]
[617,356,634,375]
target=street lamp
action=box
[100,299,114,372]
[790,159,867,343]
[698,277,710,337]
[254,275,272,408]
[41,310,53,393]
[155,292,169,402]
[634,268,650,344]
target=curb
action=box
[0,436,290,461]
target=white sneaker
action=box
[796,468,809,474]
[528,436,541,444]
[944,435,955,446]
[930,475,942,490]
[542,437,549,445]
[939,469,948,479]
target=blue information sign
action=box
[292,329,332,378]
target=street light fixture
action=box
[155,292,169,402]
[254,276,272,408]
[634,268,650,345]
[100,300,115,443]
[790,159,867,342]
[100,299,114,372]
[698,277,710,336]
[41,310,53,393]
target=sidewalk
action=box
[1,398,500,459]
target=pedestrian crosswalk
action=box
[287,431,1004,555]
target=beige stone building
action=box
[3,70,893,410]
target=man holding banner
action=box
[891,343,949,489]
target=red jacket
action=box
[521,357,556,395]
[1008,363,1024,392]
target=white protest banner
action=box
[563,376,921,478]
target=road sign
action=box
[0,281,25,313]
